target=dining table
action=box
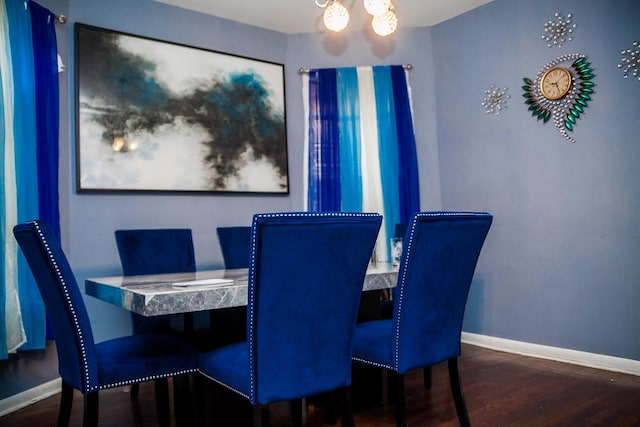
[85,262,399,317]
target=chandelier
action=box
[315,0,398,36]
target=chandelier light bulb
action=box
[323,0,349,32]
[372,9,398,36]
[112,136,125,152]
[364,0,391,16]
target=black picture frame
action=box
[75,24,288,194]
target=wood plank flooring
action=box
[1,344,638,426]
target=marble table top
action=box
[85,263,398,317]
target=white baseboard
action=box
[461,332,640,376]
[0,377,61,418]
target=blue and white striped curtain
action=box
[1,0,60,359]
[302,65,420,262]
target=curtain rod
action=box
[298,64,413,74]
[25,2,66,23]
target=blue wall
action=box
[431,0,640,360]
[44,0,639,359]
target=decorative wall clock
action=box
[522,53,595,143]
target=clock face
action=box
[540,66,573,100]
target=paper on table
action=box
[172,278,234,287]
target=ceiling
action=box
[153,0,494,34]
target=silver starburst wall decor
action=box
[482,85,510,115]
[542,12,577,48]
[618,41,640,80]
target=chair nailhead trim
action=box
[32,221,94,392]
[352,357,393,371]
[199,371,250,401]
[99,368,198,390]
[254,212,381,219]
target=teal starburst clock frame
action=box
[522,53,595,143]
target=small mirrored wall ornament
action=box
[522,54,595,143]
[617,41,639,80]
[542,12,576,48]
[482,85,510,115]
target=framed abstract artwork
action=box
[75,24,288,194]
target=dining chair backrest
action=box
[114,228,195,335]
[248,212,382,404]
[13,220,99,393]
[392,212,492,373]
[114,228,196,276]
[216,226,251,269]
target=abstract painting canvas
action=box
[75,24,288,193]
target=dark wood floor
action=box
[2,344,639,426]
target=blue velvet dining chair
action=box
[381,221,434,390]
[216,226,251,269]
[199,212,382,426]
[114,228,196,336]
[114,228,196,400]
[13,220,198,427]
[352,212,492,427]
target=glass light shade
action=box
[364,0,391,16]
[372,9,398,36]
[323,0,349,32]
